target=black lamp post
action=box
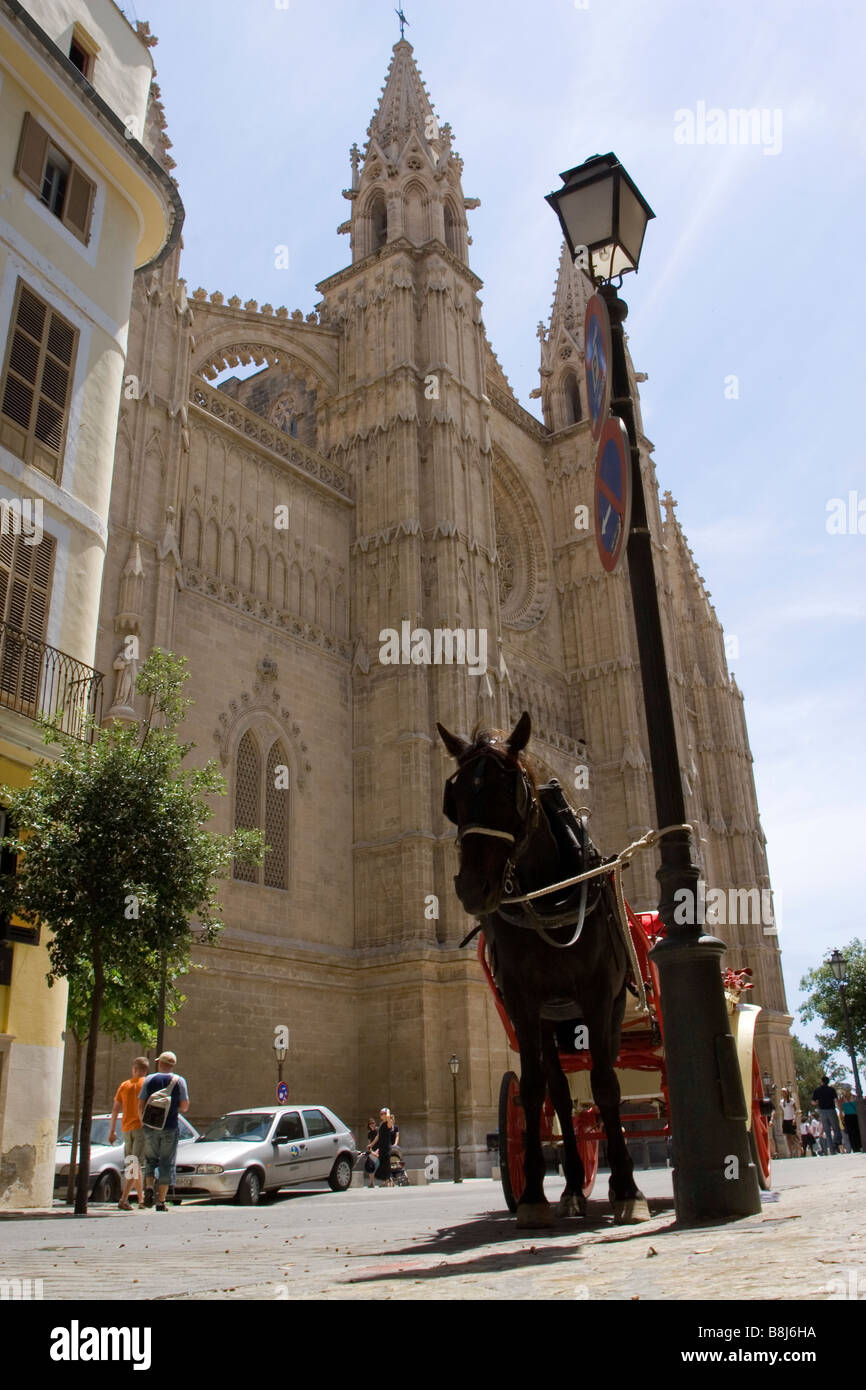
[546,153,761,1222]
[274,1034,287,1090]
[448,1054,462,1183]
[828,950,866,1153]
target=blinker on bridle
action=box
[443,747,533,847]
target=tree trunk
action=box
[75,947,104,1216]
[65,1032,84,1205]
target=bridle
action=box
[442,745,537,856]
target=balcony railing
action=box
[0,620,104,742]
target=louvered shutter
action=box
[0,532,54,708]
[264,741,289,889]
[62,165,95,244]
[14,114,49,197]
[233,730,261,883]
[0,282,77,475]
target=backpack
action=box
[142,1075,179,1130]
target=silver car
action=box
[55,1113,199,1202]
[173,1105,358,1205]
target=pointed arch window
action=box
[369,193,387,252]
[564,372,582,426]
[444,203,460,257]
[233,728,290,890]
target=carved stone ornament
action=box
[213,677,311,788]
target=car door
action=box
[301,1108,339,1179]
[269,1110,308,1188]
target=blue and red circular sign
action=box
[594,417,632,574]
[277,1081,289,1103]
[584,293,612,443]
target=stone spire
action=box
[536,244,593,430]
[339,41,479,264]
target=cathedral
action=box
[71,36,793,1172]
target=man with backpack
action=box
[138,1050,190,1211]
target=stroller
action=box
[389,1148,409,1187]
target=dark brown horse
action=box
[437,711,649,1228]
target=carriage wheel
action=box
[575,1107,599,1199]
[498,1071,525,1213]
[749,1051,772,1190]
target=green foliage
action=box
[799,940,866,1069]
[0,648,263,986]
[791,1035,845,1115]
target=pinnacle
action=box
[367,37,441,156]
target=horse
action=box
[437,710,650,1228]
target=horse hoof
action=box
[554,1192,587,1219]
[516,1202,553,1229]
[612,1194,650,1224]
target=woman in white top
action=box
[780,1088,801,1157]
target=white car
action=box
[173,1105,358,1205]
[55,1113,199,1202]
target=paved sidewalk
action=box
[1,1154,863,1301]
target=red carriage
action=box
[481,901,773,1211]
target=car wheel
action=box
[92,1169,121,1203]
[328,1155,353,1192]
[235,1168,263,1206]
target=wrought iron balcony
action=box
[0,620,103,741]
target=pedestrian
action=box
[108,1056,149,1209]
[841,1091,860,1153]
[138,1050,190,1210]
[799,1114,815,1156]
[364,1116,378,1188]
[375,1107,395,1187]
[811,1113,827,1156]
[811,1075,842,1156]
[780,1088,801,1157]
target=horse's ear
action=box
[507,710,532,756]
[436,722,471,760]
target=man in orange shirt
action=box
[109,1057,149,1210]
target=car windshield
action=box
[57,1118,112,1147]
[200,1113,274,1143]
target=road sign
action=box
[594,417,632,574]
[277,1081,289,1103]
[584,293,612,443]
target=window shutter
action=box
[1,282,77,476]
[14,114,49,197]
[0,532,55,707]
[62,165,96,244]
[264,741,289,889]
[233,730,261,883]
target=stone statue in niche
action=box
[108,646,138,718]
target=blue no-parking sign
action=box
[584,293,612,443]
[594,417,632,574]
[277,1081,289,1103]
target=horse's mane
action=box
[467,723,541,794]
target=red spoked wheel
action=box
[498,1071,525,1213]
[749,1051,772,1190]
[575,1106,600,1199]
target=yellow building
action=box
[0,0,181,1206]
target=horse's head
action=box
[437,711,537,916]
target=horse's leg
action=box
[542,1025,586,1219]
[513,1006,552,1229]
[583,988,650,1225]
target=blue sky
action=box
[120,0,865,1066]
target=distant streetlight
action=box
[828,950,866,1153]
[448,1055,462,1183]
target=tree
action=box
[61,947,190,1204]
[799,940,866,1070]
[790,1035,845,1116]
[0,650,263,1214]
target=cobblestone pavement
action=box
[2,1154,864,1301]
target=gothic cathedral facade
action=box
[76,40,793,1171]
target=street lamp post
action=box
[448,1055,462,1183]
[828,950,866,1154]
[274,1036,287,1091]
[546,154,761,1222]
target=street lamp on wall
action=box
[546,153,761,1223]
[274,1035,287,1086]
[449,1054,462,1183]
